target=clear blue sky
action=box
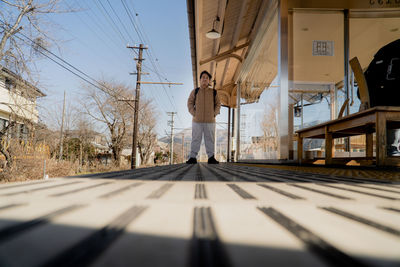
[33,0,345,138]
[36,0,199,135]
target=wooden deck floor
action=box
[0,163,399,267]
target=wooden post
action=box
[227,107,231,162]
[366,132,373,159]
[376,112,387,166]
[325,126,333,165]
[297,134,303,164]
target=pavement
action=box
[0,163,399,267]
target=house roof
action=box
[0,66,46,97]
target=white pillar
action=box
[236,81,241,161]
[278,0,289,160]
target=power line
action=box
[120,0,143,42]
[124,2,173,83]
[75,1,120,45]
[121,1,183,125]
[92,0,127,45]
[53,2,130,71]
[5,2,185,128]
[120,2,179,96]
[2,15,174,137]
[105,0,136,44]
[75,1,168,116]
[84,1,171,119]
[0,21,114,94]
[46,3,169,120]
[70,0,131,64]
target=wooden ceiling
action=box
[187,0,276,107]
[187,0,400,108]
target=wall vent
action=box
[313,41,334,56]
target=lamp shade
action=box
[206,29,221,39]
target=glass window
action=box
[0,119,7,132]
[237,10,279,161]
[292,11,344,129]
[5,78,12,90]
[20,124,29,141]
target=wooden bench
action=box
[296,106,400,167]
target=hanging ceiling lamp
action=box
[206,16,221,39]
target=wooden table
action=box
[296,106,400,167]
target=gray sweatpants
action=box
[190,122,215,158]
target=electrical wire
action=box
[72,0,129,57]
[0,21,118,95]
[78,1,138,67]
[2,2,184,129]
[120,0,143,42]
[1,12,171,127]
[121,0,184,126]
[56,2,130,70]
[92,0,128,45]
[63,1,166,116]
[87,0,170,116]
[105,0,136,44]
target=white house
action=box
[0,66,45,138]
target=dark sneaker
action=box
[388,145,400,156]
[186,157,197,164]
[208,156,219,164]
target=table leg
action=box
[298,135,303,164]
[325,126,333,165]
[366,132,373,159]
[376,112,387,166]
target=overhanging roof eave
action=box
[186,0,198,89]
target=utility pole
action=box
[127,44,183,168]
[167,112,177,165]
[127,44,147,169]
[59,91,66,161]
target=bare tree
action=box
[137,99,158,165]
[0,0,73,170]
[81,80,134,167]
[0,0,72,76]
[33,121,58,158]
[261,103,278,153]
[173,142,183,164]
[43,96,78,132]
[75,116,95,167]
[40,94,81,160]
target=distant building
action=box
[64,129,109,154]
[0,66,45,138]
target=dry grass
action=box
[0,141,139,183]
[78,161,130,175]
[0,157,134,183]
[0,158,77,183]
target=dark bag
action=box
[364,39,400,107]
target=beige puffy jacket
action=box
[187,86,221,123]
